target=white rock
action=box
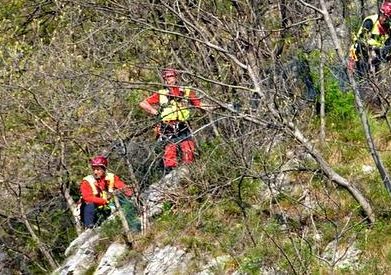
[95,242,127,275]
[55,234,100,275]
[143,167,188,218]
[144,245,189,275]
[197,255,231,275]
[322,239,362,270]
[362,165,374,174]
[64,228,96,257]
[110,264,136,275]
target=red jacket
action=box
[80,174,133,206]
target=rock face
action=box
[55,229,100,275]
[55,224,243,275]
[94,243,129,275]
[322,239,362,270]
[143,246,190,274]
[54,227,190,275]
[143,166,190,218]
[54,226,233,275]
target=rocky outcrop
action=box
[322,239,362,270]
[54,226,189,274]
[143,166,190,218]
[94,242,133,275]
[55,229,100,274]
[54,224,236,275]
[143,246,190,274]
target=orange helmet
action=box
[162,68,177,79]
[380,2,391,17]
[90,155,108,169]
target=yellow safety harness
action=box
[158,88,192,122]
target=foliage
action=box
[100,217,123,241]
[1,0,391,273]
[307,50,358,125]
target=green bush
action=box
[324,85,357,123]
[306,50,358,125]
[100,217,123,240]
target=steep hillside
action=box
[1,0,391,274]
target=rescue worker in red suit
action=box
[80,155,133,228]
[139,68,202,173]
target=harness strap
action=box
[83,172,115,197]
[158,88,192,122]
[83,175,98,195]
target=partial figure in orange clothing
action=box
[79,155,133,228]
[139,68,204,174]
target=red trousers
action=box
[163,139,195,168]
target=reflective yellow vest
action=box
[350,15,389,61]
[158,88,192,122]
[83,172,115,200]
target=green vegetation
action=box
[100,217,124,241]
[1,1,391,274]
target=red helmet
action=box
[162,68,177,79]
[90,155,108,169]
[380,2,391,17]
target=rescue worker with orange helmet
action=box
[80,155,133,228]
[348,1,391,75]
[139,68,202,173]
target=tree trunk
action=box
[19,200,59,270]
[318,25,326,142]
[289,122,375,223]
[61,184,83,235]
[58,140,83,235]
[319,0,391,195]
